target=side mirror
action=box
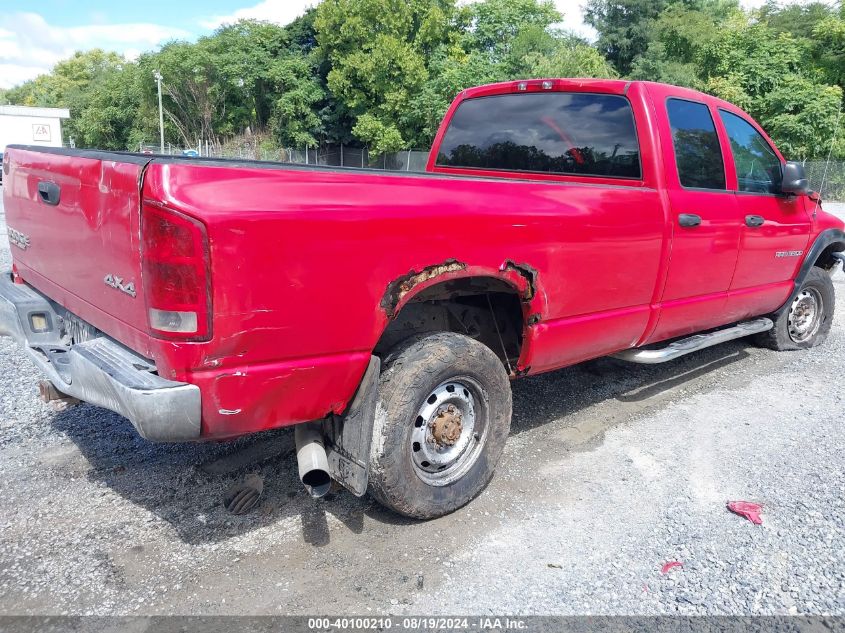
[780,161,810,195]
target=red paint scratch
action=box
[661,561,683,574]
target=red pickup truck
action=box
[2,79,843,518]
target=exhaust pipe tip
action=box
[302,470,332,498]
[295,421,333,499]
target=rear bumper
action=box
[0,272,201,441]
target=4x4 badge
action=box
[104,274,137,298]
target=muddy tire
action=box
[368,332,512,519]
[756,267,835,351]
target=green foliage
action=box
[470,0,561,55]
[316,0,614,149]
[521,32,616,79]
[629,3,723,88]
[4,49,138,149]
[621,1,845,160]
[268,54,325,148]
[315,0,461,150]
[1,0,841,161]
[133,18,326,147]
[584,0,672,76]
[352,113,406,153]
[756,79,843,161]
[700,15,843,161]
[586,0,742,76]
[758,1,834,40]
[71,62,144,150]
[812,11,845,89]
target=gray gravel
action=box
[0,190,843,616]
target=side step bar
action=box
[612,318,773,364]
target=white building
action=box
[0,105,71,151]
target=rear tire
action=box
[756,267,834,351]
[368,332,512,519]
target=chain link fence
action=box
[804,161,845,202]
[166,142,431,172]
[136,143,199,156]
[284,147,430,171]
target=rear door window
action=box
[435,92,641,179]
[666,99,726,190]
[719,110,782,194]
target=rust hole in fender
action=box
[500,260,538,300]
[381,259,467,318]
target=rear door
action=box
[3,147,152,341]
[716,110,812,320]
[645,93,742,342]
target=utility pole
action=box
[153,70,164,153]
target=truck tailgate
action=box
[3,147,152,340]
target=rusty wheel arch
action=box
[375,264,540,372]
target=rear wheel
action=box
[756,267,835,351]
[369,332,512,519]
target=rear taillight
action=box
[141,203,211,341]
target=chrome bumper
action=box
[0,272,201,441]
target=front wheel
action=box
[368,332,512,519]
[756,267,835,351]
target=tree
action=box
[629,3,727,88]
[402,49,502,148]
[315,0,461,152]
[3,49,143,149]
[626,2,843,161]
[812,9,845,91]
[583,0,672,75]
[132,17,328,150]
[136,41,221,146]
[316,0,616,151]
[506,30,616,79]
[268,54,325,147]
[697,14,843,160]
[758,1,835,41]
[760,77,843,161]
[585,0,739,76]
[72,62,144,150]
[470,0,561,56]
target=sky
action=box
[0,0,829,89]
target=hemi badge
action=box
[7,227,31,250]
[775,250,803,258]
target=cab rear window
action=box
[435,92,641,179]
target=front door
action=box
[717,109,812,321]
[646,94,742,343]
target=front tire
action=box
[756,267,835,351]
[369,332,512,519]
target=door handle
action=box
[37,181,61,206]
[678,213,701,228]
[745,215,765,228]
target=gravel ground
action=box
[0,190,843,616]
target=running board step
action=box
[612,318,773,364]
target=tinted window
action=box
[666,99,726,190]
[719,110,782,194]
[436,93,641,179]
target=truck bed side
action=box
[140,159,666,437]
